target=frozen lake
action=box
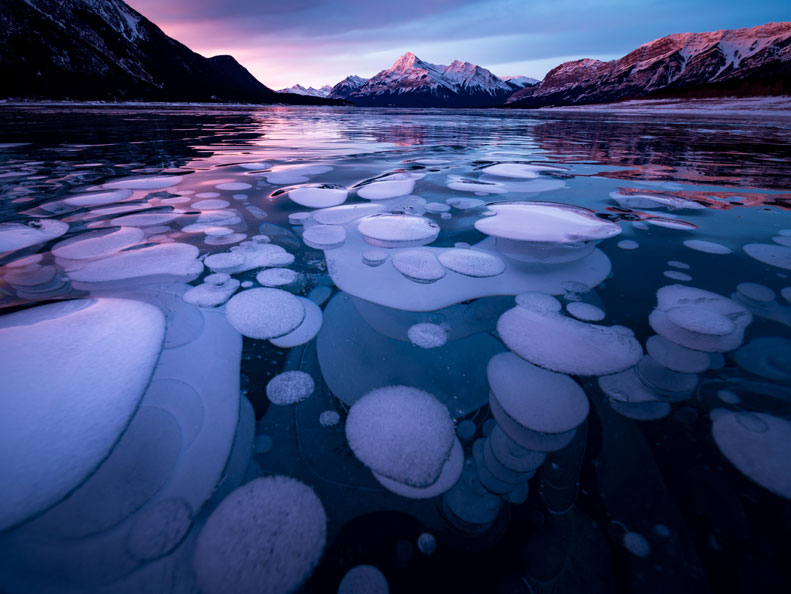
[0,104,790,594]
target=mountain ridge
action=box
[507,22,791,107]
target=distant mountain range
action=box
[507,22,791,107]
[0,0,344,105]
[0,3,787,109]
[276,84,333,98]
[320,53,535,107]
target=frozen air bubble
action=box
[407,323,448,349]
[266,371,315,405]
[623,532,651,558]
[256,267,298,287]
[287,184,347,208]
[362,249,389,267]
[303,224,347,250]
[225,288,305,339]
[683,239,732,254]
[357,214,439,248]
[216,182,252,191]
[437,248,506,278]
[337,565,389,594]
[566,301,605,321]
[392,250,445,283]
[664,270,692,281]
[617,240,639,250]
[319,411,340,427]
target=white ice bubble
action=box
[407,323,448,349]
[664,270,692,281]
[711,410,791,499]
[193,476,327,594]
[239,161,271,170]
[611,191,703,210]
[67,242,202,284]
[645,334,710,374]
[0,299,165,531]
[498,304,642,376]
[216,182,252,191]
[649,285,752,352]
[267,371,315,405]
[515,292,562,312]
[256,267,298,287]
[338,565,389,594]
[358,214,439,248]
[566,301,605,321]
[362,249,389,267]
[736,282,775,302]
[474,202,621,263]
[744,243,791,271]
[357,172,420,200]
[64,188,133,207]
[447,197,486,210]
[617,240,639,250]
[52,226,144,261]
[102,175,182,190]
[668,260,690,269]
[488,352,589,435]
[303,224,347,250]
[623,531,651,558]
[345,386,454,488]
[195,192,221,199]
[425,202,451,213]
[183,278,240,308]
[109,212,183,227]
[192,199,230,210]
[417,533,437,556]
[289,212,312,225]
[392,250,446,283]
[437,248,506,278]
[447,177,506,194]
[311,203,385,225]
[269,297,324,348]
[225,288,305,339]
[0,219,69,253]
[481,163,564,179]
[287,184,348,208]
[319,411,341,427]
[683,239,732,255]
[265,164,333,185]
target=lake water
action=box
[0,104,790,594]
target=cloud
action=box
[125,0,790,88]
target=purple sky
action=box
[125,0,789,89]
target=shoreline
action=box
[531,96,791,117]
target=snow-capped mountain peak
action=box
[343,52,519,106]
[277,84,332,98]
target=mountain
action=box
[502,75,540,88]
[0,0,344,105]
[327,75,368,100]
[341,53,518,107]
[507,22,791,108]
[276,84,333,98]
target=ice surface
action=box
[266,371,315,405]
[225,288,305,339]
[497,304,642,376]
[345,386,455,487]
[193,476,327,594]
[264,164,333,184]
[0,298,165,531]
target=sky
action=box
[125,0,789,90]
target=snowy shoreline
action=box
[533,96,791,117]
